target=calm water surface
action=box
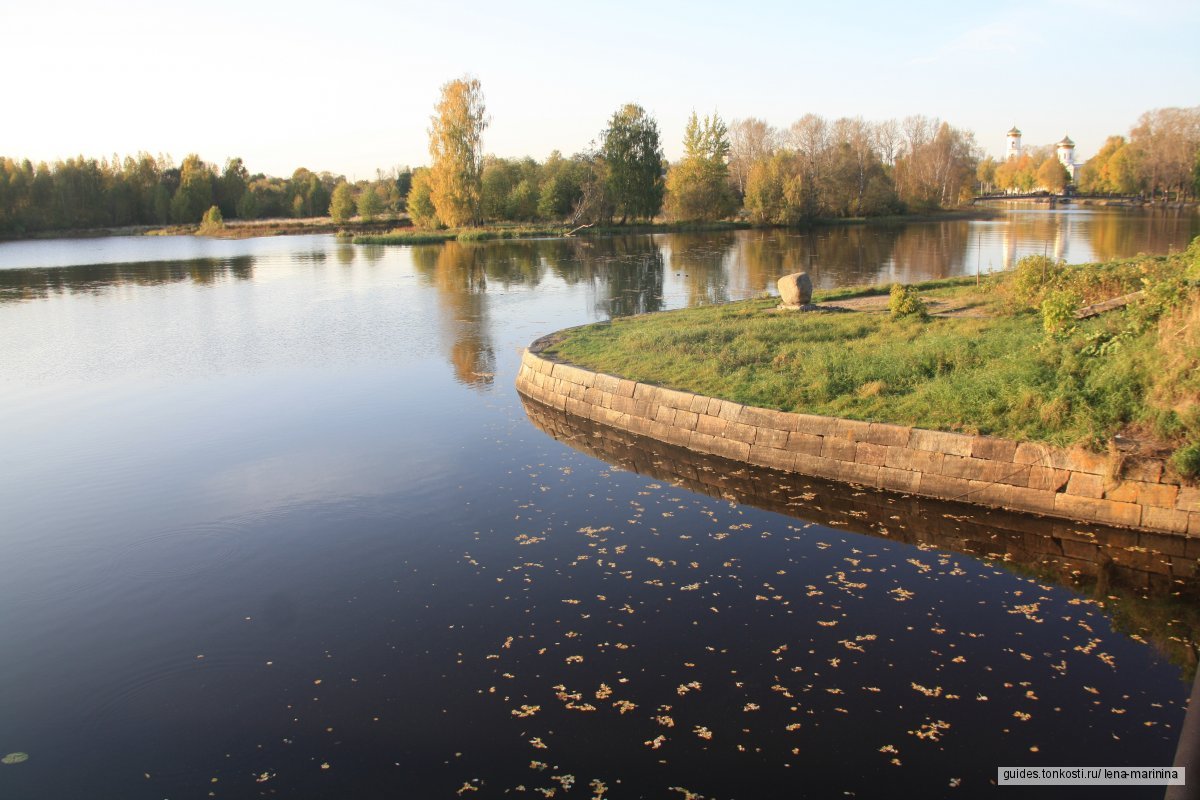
[0,209,1197,799]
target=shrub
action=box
[889,283,928,320]
[1040,288,1081,336]
[1008,254,1065,307]
[198,205,224,234]
[1172,442,1200,480]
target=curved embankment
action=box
[516,334,1200,539]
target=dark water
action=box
[0,210,1197,799]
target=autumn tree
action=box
[406,168,438,228]
[356,185,383,221]
[329,182,355,223]
[664,112,736,221]
[728,118,777,197]
[1036,157,1069,193]
[1130,106,1200,200]
[428,77,488,227]
[743,151,805,225]
[170,154,215,223]
[600,104,664,223]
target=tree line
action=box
[411,78,985,230]
[0,153,410,235]
[3,81,1197,237]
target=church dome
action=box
[1057,135,1075,147]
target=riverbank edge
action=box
[516,333,1200,538]
[0,209,1002,244]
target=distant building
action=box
[1056,135,1078,182]
[1003,126,1082,188]
[1006,126,1023,160]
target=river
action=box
[0,208,1197,799]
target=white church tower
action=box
[1006,126,1023,160]
[1056,135,1078,182]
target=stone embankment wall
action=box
[516,344,1200,538]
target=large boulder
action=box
[777,272,813,307]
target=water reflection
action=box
[0,256,255,302]
[522,395,1200,676]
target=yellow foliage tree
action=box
[428,77,488,228]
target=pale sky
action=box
[4,0,1197,179]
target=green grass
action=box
[546,241,1200,455]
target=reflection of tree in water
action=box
[662,233,735,306]
[0,256,255,303]
[334,242,356,266]
[885,223,965,283]
[729,228,908,292]
[1084,208,1200,264]
[360,244,385,265]
[411,241,497,389]
[546,235,666,318]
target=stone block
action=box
[1063,447,1110,476]
[777,271,813,306]
[967,480,1015,508]
[654,405,677,426]
[1176,487,1200,513]
[835,418,873,442]
[1054,493,1142,528]
[878,466,921,494]
[1141,505,1192,535]
[971,436,1018,462]
[690,431,718,453]
[1105,481,1178,509]
[689,394,711,414]
[821,436,858,462]
[716,400,745,423]
[1013,442,1055,466]
[1028,465,1070,492]
[786,431,824,456]
[756,427,790,449]
[884,446,944,474]
[662,425,693,449]
[625,415,652,437]
[941,454,1030,486]
[696,414,727,437]
[738,405,785,428]
[723,421,757,444]
[793,413,838,436]
[856,441,889,466]
[837,461,880,486]
[709,437,751,462]
[1066,472,1104,499]
[611,394,637,416]
[552,362,595,388]
[793,452,837,480]
[1121,458,1164,483]
[1190,513,1200,537]
[660,387,698,411]
[674,410,699,431]
[593,373,621,394]
[750,444,796,472]
[908,428,975,457]
[865,422,913,447]
[616,379,638,398]
[919,472,972,500]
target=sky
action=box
[4,0,1198,179]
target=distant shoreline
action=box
[0,209,1016,245]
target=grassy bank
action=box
[544,240,1200,473]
